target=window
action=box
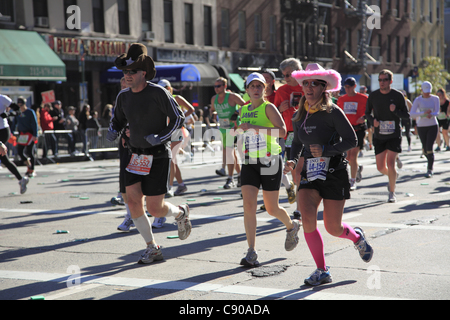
[395,36,400,63]
[345,28,351,54]
[269,15,277,52]
[420,38,425,60]
[411,0,416,20]
[387,35,391,63]
[92,0,105,33]
[118,0,130,35]
[33,0,49,27]
[238,11,246,49]
[284,20,294,56]
[254,13,262,43]
[204,6,212,46]
[412,37,417,64]
[184,3,193,45]
[164,0,173,43]
[221,9,230,47]
[0,0,15,22]
[429,0,433,23]
[429,39,433,57]
[334,27,340,58]
[141,0,152,32]
[436,40,440,58]
[296,23,305,56]
[404,36,409,61]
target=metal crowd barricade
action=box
[85,128,119,153]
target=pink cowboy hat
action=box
[292,63,341,92]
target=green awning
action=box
[0,30,66,81]
[229,73,245,92]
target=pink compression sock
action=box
[339,223,361,244]
[304,229,326,270]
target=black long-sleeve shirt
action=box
[291,104,357,172]
[110,82,185,158]
[365,89,410,140]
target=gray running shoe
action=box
[240,248,259,267]
[137,244,164,264]
[223,177,235,189]
[356,165,363,183]
[354,227,374,263]
[304,267,332,286]
[152,217,166,229]
[117,214,135,232]
[176,204,192,240]
[19,176,29,195]
[285,220,301,251]
[388,191,397,203]
[174,184,188,196]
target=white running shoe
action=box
[137,244,164,264]
[117,214,135,232]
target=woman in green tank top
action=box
[235,73,301,267]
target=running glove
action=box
[106,129,118,142]
[144,134,161,146]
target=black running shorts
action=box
[298,168,351,200]
[124,157,171,196]
[240,155,282,191]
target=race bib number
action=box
[343,102,358,115]
[219,118,230,128]
[437,112,447,120]
[306,157,330,181]
[285,132,294,148]
[126,154,153,176]
[379,121,395,135]
[17,133,33,146]
[244,131,267,154]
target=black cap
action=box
[344,77,356,86]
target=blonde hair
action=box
[215,77,228,87]
[292,93,334,123]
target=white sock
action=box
[282,173,290,189]
[165,202,181,219]
[132,214,154,244]
[125,204,131,218]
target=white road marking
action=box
[0,270,404,300]
[1,208,449,231]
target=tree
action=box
[417,57,450,94]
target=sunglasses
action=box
[123,70,141,75]
[214,84,223,88]
[302,80,326,88]
[378,78,390,82]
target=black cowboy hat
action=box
[114,43,156,81]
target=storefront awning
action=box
[229,73,246,92]
[0,30,66,81]
[101,63,219,86]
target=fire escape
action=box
[344,0,380,73]
[281,0,333,64]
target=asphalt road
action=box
[0,138,449,303]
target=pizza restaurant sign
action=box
[47,35,130,57]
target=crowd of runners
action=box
[1,43,449,287]
[103,44,450,286]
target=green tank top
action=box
[241,101,281,159]
[214,92,239,129]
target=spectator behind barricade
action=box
[78,104,91,158]
[65,106,79,156]
[51,100,66,130]
[100,104,113,128]
[86,111,101,159]
[40,103,57,158]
